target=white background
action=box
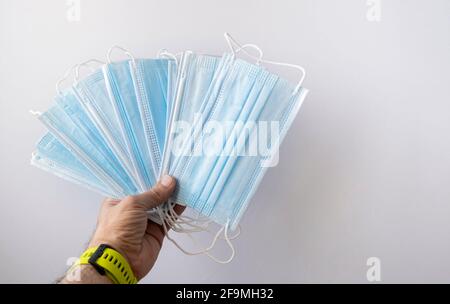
[1,0,449,283]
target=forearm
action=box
[59,264,113,284]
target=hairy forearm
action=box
[58,264,113,284]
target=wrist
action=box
[89,235,129,263]
[61,264,113,284]
[80,242,138,284]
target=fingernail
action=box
[160,175,173,187]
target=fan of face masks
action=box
[30,33,308,263]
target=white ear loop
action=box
[157,49,179,65]
[106,45,136,64]
[163,200,241,239]
[188,219,235,264]
[156,204,215,252]
[39,61,99,116]
[220,224,241,240]
[223,32,306,94]
[160,199,211,233]
[259,58,306,94]
[74,59,105,82]
[205,220,235,264]
[224,33,264,65]
[29,110,42,117]
[156,198,237,263]
[158,203,236,263]
[165,201,209,224]
[56,63,79,95]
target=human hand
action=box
[88,175,177,280]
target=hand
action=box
[88,175,177,280]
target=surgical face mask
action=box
[170,53,257,208]
[31,133,119,198]
[207,80,308,229]
[193,68,278,215]
[35,94,137,197]
[56,86,138,192]
[168,48,307,231]
[162,52,220,178]
[73,68,137,183]
[103,59,157,190]
[129,58,170,175]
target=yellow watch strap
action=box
[74,245,137,284]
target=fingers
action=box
[102,197,120,206]
[145,219,165,248]
[130,175,176,210]
[99,198,121,213]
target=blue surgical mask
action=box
[129,58,169,176]
[36,94,137,197]
[169,53,308,230]
[73,69,137,183]
[162,52,221,178]
[196,70,278,215]
[171,53,261,207]
[56,87,139,190]
[208,81,308,230]
[32,133,119,198]
[103,60,157,190]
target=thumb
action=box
[131,175,176,210]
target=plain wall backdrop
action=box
[0,0,449,283]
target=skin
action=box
[60,175,181,283]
